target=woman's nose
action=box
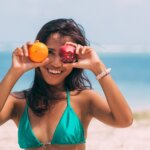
[51,56,63,67]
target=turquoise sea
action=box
[0,49,150,111]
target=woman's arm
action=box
[64,42,133,127]
[0,68,23,125]
[0,42,50,125]
[89,64,133,127]
[0,69,23,112]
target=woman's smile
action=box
[43,67,65,80]
[47,68,63,76]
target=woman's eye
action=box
[48,50,54,55]
[48,48,55,55]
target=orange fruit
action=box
[28,41,48,62]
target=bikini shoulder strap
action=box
[66,88,71,106]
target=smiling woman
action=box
[0,18,133,150]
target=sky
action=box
[0,0,150,52]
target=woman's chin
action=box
[44,80,64,89]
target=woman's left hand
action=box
[64,42,106,74]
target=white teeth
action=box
[47,69,62,74]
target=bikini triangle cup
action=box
[18,89,85,149]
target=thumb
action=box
[71,62,81,68]
[63,63,73,68]
[35,57,50,67]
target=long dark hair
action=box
[23,18,92,116]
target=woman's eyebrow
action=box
[48,48,55,51]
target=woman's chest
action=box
[16,91,89,148]
[28,99,87,143]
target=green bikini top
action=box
[18,89,85,149]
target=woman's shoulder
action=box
[76,89,103,105]
[10,90,26,100]
[71,88,99,103]
[10,91,26,109]
[78,88,99,97]
[8,91,26,126]
[10,90,26,108]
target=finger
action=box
[81,46,87,55]
[13,47,23,57]
[76,45,83,56]
[83,46,92,54]
[26,41,34,52]
[35,40,39,43]
[13,48,19,56]
[41,57,51,65]
[35,57,50,67]
[62,63,73,68]
[22,44,29,57]
[71,62,81,68]
[65,42,77,47]
[27,41,34,46]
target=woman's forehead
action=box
[46,33,74,47]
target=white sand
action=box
[0,118,150,150]
[87,119,150,150]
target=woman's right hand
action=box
[11,41,50,74]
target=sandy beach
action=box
[0,110,150,150]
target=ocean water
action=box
[0,50,150,110]
[87,53,150,110]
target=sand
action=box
[0,111,150,150]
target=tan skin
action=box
[0,33,133,150]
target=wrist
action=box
[96,68,111,80]
[91,62,107,76]
[9,67,24,77]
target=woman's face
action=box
[39,33,74,90]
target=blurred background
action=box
[0,0,150,150]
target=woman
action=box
[0,18,133,150]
